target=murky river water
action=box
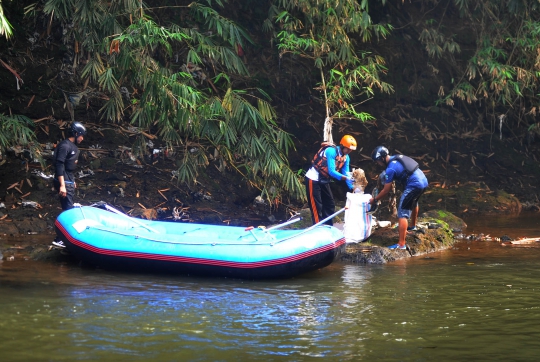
[1,213,539,361]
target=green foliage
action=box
[40,0,304,203]
[426,1,540,135]
[0,113,42,161]
[0,0,13,39]
[419,25,461,59]
[270,0,393,131]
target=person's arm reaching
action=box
[369,182,392,204]
[325,147,348,181]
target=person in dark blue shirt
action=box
[369,146,428,250]
[305,135,356,226]
[51,122,86,248]
[52,122,86,210]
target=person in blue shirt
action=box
[305,135,356,226]
[369,146,429,250]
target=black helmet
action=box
[371,146,389,162]
[70,122,87,137]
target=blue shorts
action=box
[397,187,426,219]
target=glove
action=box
[345,178,353,190]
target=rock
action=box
[199,214,222,224]
[106,173,126,181]
[101,157,118,169]
[14,217,49,234]
[0,221,20,235]
[341,216,455,264]
[89,159,101,169]
[422,182,522,215]
[4,193,17,208]
[422,210,467,230]
[130,208,158,220]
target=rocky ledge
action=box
[341,223,455,264]
[340,209,464,264]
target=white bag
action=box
[343,193,373,243]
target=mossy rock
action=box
[422,182,522,215]
[89,158,101,169]
[341,216,455,264]
[422,210,467,231]
[100,157,118,169]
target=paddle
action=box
[243,217,302,241]
[304,207,346,231]
[91,203,160,234]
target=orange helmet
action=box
[340,135,357,150]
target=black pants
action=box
[305,178,335,226]
[53,179,75,211]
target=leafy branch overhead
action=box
[416,0,540,137]
[0,0,13,39]
[5,0,540,208]
[41,0,304,203]
[269,0,393,143]
[0,114,42,163]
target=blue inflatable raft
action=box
[54,205,346,279]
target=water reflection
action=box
[3,254,540,361]
[465,211,540,238]
[1,212,540,360]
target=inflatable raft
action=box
[54,205,346,279]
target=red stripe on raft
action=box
[55,221,345,269]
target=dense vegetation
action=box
[1,0,539,205]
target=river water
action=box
[1,213,539,361]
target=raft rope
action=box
[71,206,343,247]
[76,203,160,234]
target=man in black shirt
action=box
[51,122,86,248]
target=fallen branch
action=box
[157,189,168,201]
[504,237,540,245]
[27,95,36,108]
[0,59,24,89]
[33,116,54,123]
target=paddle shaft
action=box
[308,207,346,229]
[103,204,160,234]
[265,217,302,231]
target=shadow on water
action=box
[462,211,540,239]
[1,213,540,361]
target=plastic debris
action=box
[32,170,54,180]
[77,169,95,179]
[172,207,190,221]
[254,196,266,205]
[22,201,40,208]
[378,221,391,228]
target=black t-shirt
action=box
[53,139,79,182]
